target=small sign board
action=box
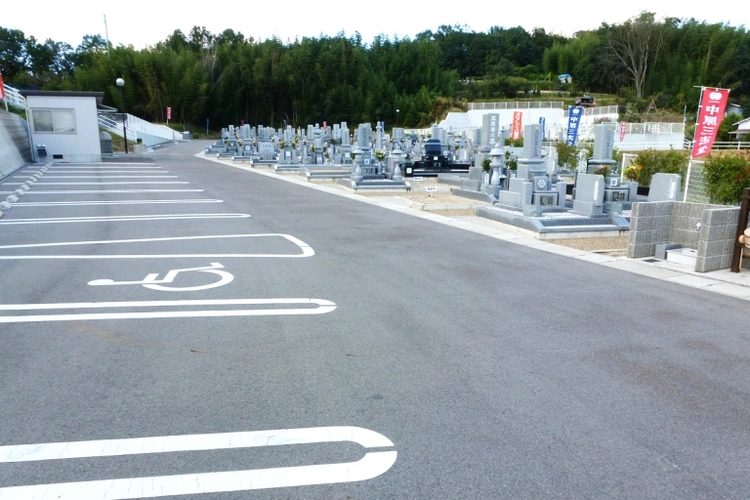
[425,186,438,192]
[413,176,423,182]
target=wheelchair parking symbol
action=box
[88,262,233,292]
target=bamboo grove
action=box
[1,12,749,130]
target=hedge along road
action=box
[0,140,748,499]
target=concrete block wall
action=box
[628,201,745,272]
[0,111,31,179]
[627,201,672,259]
[696,207,741,272]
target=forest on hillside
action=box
[1,12,749,130]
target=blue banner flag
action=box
[538,117,546,140]
[565,106,584,146]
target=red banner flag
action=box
[166,106,172,120]
[511,111,523,140]
[619,121,627,142]
[0,72,5,100]
[691,88,730,158]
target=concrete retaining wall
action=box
[0,110,31,179]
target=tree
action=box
[0,27,29,82]
[604,12,666,98]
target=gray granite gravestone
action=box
[497,124,566,216]
[571,173,605,216]
[647,173,681,202]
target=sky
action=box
[2,0,747,49]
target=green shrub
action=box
[555,142,577,169]
[482,157,491,172]
[702,151,750,205]
[632,149,689,186]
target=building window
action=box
[31,108,76,134]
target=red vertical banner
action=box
[619,121,627,141]
[0,72,5,100]
[166,106,172,120]
[691,88,730,158]
[511,111,523,140]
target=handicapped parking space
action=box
[0,149,408,500]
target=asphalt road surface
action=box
[1,141,748,499]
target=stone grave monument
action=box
[496,124,566,216]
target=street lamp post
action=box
[115,78,128,154]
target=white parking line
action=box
[0,189,203,194]
[12,199,223,207]
[38,163,158,167]
[0,233,314,259]
[5,181,189,185]
[0,426,396,499]
[0,214,250,225]
[25,165,159,169]
[22,176,179,179]
[23,170,167,174]
[0,298,336,323]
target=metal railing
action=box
[564,105,619,117]
[98,112,182,145]
[2,84,26,109]
[468,101,565,111]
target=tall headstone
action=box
[516,124,545,179]
[587,123,618,173]
[481,114,500,147]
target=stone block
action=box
[702,239,731,257]
[655,201,673,217]
[631,202,646,218]
[655,226,670,242]
[634,229,655,244]
[637,217,655,230]
[670,216,687,231]
[704,224,723,242]
[628,242,654,259]
[671,203,686,216]
[655,216,671,232]
[685,232,699,249]
[688,203,706,219]
[697,256,723,273]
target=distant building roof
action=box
[20,90,105,106]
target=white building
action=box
[430,101,685,151]
[21,90,105,163]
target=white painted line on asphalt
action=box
[0,426,393,462]
[22,175,179,179]
[12,199,224,207]
[4,181,189,186]
[24,165,158,169]
[0,189,203,194]
[0,298,336,323]
[0,233,314,259]
[42,163,158,167]
[0,452,396,499]
[0,214,250,225]
[0,427,394,498]
[22,170,166,174]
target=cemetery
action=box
[198,110,750,272]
